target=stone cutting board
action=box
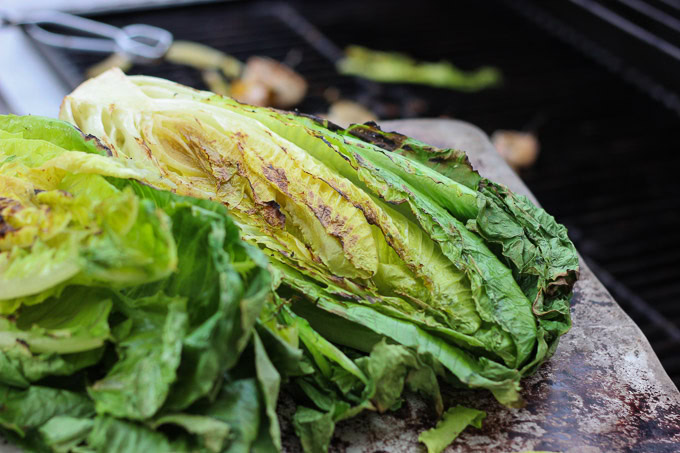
[279,119,680,453]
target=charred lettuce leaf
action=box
[345,122,578,357]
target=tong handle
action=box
[3,10,172,63]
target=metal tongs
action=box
[0,9,173,64]
[0,8,309,109]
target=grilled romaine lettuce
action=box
[0,117,176,313]
[60,69,578,411]
[0,115,276,452]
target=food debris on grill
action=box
[86,53,133,79]
[231,56,308,108]
[321,99,378,128]
[491,130,539,171]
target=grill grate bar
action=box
[605,247,680,274]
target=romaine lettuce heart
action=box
[60,70,578,413]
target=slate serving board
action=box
[278,119,680,453]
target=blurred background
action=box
[1,0,679,388]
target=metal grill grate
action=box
[33,0,680,387]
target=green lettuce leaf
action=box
[0,286,110,388]
[0,347,102,388]
[88,293,187,420]
[0,287,112,355]
[418,405,486,453]
[38,416,94,453]
[0,385,94,437]
[0,114,108,157]
[293,407,335,453]
[357,339,443,414]
[194,378,262,453]
[118,185,272,411]
[253,330,283,452]
[151,413,230,453]
[86,416,189,452]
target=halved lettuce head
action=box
[0,115,278,451]
[60,69,578,411]
[0,115,176,313]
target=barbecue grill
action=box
[0,0,679,449]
